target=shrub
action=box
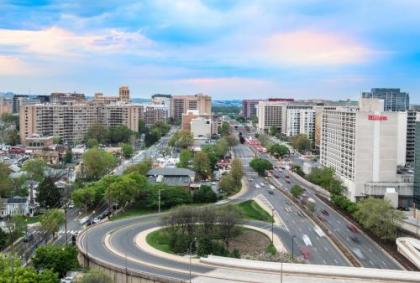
[193,185,217,203]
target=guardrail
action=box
[397,237,420,269]
[201,255,420,282]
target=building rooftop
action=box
[147,168,195,178]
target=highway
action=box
[233,144,349,266]
[239,131,403,270]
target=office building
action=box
[242,99,260,119]
[171,94,211,121]
[138,104,169,126]
[0,98,12,115]
[152,94,172,117]
[12,94,29,113]
[320,98,410,204]
[362,88,409,111]
[406,111,419,167]
[413,120,420,207]
[20,102,140,145]
[256,100,288,132]
[50,92,86,104]
[285,105,316,140]
[191,116,212,139]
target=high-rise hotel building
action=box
[320,98,411,204]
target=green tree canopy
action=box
[269,144,289,158]
[230,159,243,187]
[78,271,112,283]
[124,159,152,175]
[291,134,312,153]
[0,255,58,283]
[32,245,79,278]
[108,125,132,144]
[86,123,108,144]
[249,158,273,176]
[177,149,193,168]
[40,209,65,238]
[290,185,304,198]
[37,177,62,208]
[193,152,212,180]
[354,197,403,241]
[0,162,12,197]
[306,167,343,195]
[82,148,117,180]
[218,122,231,136]
[22,159,47,182]
[121,143,134,158]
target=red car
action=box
[299,246,311,260]
[317,214,327,222]
[347,224,359,233]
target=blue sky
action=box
[0,0,419,102]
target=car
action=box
[296,210,304,217]
[347,224,359,233]
[285,175,290,179]
[299,246,311,260]
[321,209,329,216]
[286,180,291,184]
[349,235,360,243]
[268,190,274,195]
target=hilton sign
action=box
[368,114,388,121]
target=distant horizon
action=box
[1,1,420,103]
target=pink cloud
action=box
[0,56,30,75]
[262,30,376,66]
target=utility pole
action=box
[291,235,296,259]
[271,208,274,243]
[158,189,161,213]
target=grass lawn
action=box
[235,200,273,222]
[110,207,157,221]
[146,229,173,254]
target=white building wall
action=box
[191,117,212,139]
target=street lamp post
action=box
[271,208,274,243]
[291,235,296,259]
[158,189,161,213]
[189,237,197,283]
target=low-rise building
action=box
[0,196,30,217]
[147,168,195,187]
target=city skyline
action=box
[0,0,420,103]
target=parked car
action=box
[349,235,360,243]
[299,246,311,260]
[347,224,359,233]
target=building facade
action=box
[119,86,130,103]
[242,99,260,119]
[285,105,316,140]
[171,94,211,122]
[138,104,169,126]
[0,98,12,115]
[406,110,419,167]
[362,88,409,111]
[50,92,86,104]
[320,99,409,203]
[191,116,212,139]
[256,100,287,132]
[414,121,420,207]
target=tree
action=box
[257,133,271,148]
[121,143,134,158]
[78,271,112,283]
[177,150,193,168]
[193,185,217,203]
[290,185,304,198]
[32,245,79,278]
[291,134,311,153]
[218,122,231,136]
[249,158,273,176]
[86,138,99,148]
[230,159,243,187]
[124,159,152,175]
[82,148,117,180]
[108,125,132,144]
[0,162,12,197]
[40,209,65,239]
[269,126,278,136]
[71,186,96,212]
[219,174,236,195]
[22,159,46,182]
[64,149,73,163]
[307,167,343,195]
[269,144,289,158]
[217,206,241,248]
[176,131,193,149]
[193,152,211,180]
[138,119,147,134]
[105,175,138,208]
[0,255,58,283]
[4,128,19,145]
[225,134,238,147]
[86,123,108,144]
[354,197,403,241]
[37,177,62,208]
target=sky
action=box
[0,0,419,102]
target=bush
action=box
[249,158,273,176]
[331,194,357,214]
[290,185,304,199]
[193,185,217,203]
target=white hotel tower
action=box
[320,98,411,205]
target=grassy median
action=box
[234,200,273,222]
